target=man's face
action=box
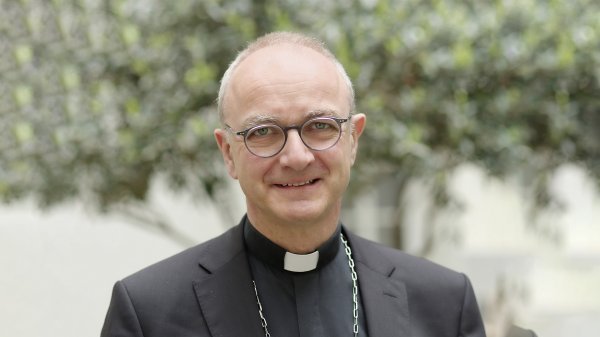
[215,44,366,229]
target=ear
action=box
[214,129,238,179]
[349,113,366,165]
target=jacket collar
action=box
[345,231,410,337]
[193,217,409,337]
[193,216,265,337]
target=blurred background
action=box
[1,0,599,336]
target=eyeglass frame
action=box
[225,115,352,158]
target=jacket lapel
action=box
[348,232,410,337]
[192,223,410,337]
[192,223,265,337]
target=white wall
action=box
[345,163,600,337]
[0,178,241,337]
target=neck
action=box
[246,211,340,254]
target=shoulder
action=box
[101,224,245,335]
[347,231,470,292]
[345,229,485,335]
[121,223,244,291]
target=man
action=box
[101,31,487,337]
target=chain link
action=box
[341,233,360,337]
[252,233,359,337]
[253,280,272,337]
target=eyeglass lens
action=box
[244,118,343,157]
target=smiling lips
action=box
[277,179,317,187]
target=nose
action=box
[278,129,315,170]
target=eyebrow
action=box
[241,114,280,129]
[306,109,339,119]
[240,109,341,129]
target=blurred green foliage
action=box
[1,0,598,223]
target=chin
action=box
[274,202,333,225]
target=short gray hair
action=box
[217,31,355,123]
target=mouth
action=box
[275,179,319,188]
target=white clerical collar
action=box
[284,251,320,272]
[243,216,341,273]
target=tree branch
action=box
[110,202,196,248]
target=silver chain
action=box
[252,233,359,337]
[252,280,272,337]
[341,233,360,337]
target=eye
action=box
[246,125,282,142]
[253,127,271,136]
[305,119,338,132]
[314,122,330,130]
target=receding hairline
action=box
[217,32,355,123]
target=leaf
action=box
[14,122,34,143]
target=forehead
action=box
[224,44,350,126]
[238,109,341,128]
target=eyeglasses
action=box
[226,116,351,158]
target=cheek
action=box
[337,137,356,166]
[321,147,352,176]
[236,155,271,183]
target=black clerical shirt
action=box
[244,220,368,337]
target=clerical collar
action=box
[243,217,341,273]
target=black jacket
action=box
[101,218,487,337]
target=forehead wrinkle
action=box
[238,108,342,130]
[241,80,334,103]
